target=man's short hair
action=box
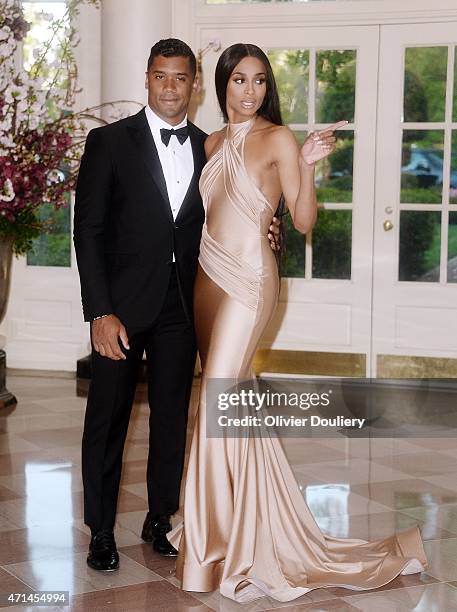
[147,38,197,78]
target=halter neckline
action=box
[226,116,256,142]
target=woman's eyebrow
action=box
[232,71,266,76]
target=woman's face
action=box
[226,55,267,123]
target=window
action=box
[22,1,71,267]
[398,46,456,283]
[268,48,356,279]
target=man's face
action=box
[145,55,196,125]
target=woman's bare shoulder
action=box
[254,121,295,143]
[204,128,226,159]
[253,121,298,160]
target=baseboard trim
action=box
[7,368,76,379]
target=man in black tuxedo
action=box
[75,38,279,573]
[74,39,206,571]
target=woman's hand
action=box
[301,120,348,166]
[268,216,281,251]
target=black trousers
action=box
[82,266,196,532]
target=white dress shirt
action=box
[145,105,194,221]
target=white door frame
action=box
[372,21,457,374]
[175,4,380,373]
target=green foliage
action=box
[268,50,309,124]
[404,47,447,122]
[423,220,443,274]
[312,210,352,279]
[282,213,305,277]
[399,211,440,281]
[316,50,356,124]
[27,203,71,266]
[448,217,457,260]
[403,70,429,122]
[0,209,41,255]
[400,187,442,204]
[329,137,353,175]
[454,50,457,122]
[316,188,352,203]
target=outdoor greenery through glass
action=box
[399,46,457,283]
[268,49,309,124]
[316,50,355,124]
[451,131,457,205]
[268,48,355,279]
[22,1,71,268]
[400,130,444,205]
[454,47,457,122]
[448,211,457,283]
[403,47,447,123]
[399,211,441,282]
[313,210,352,279]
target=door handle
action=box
[383,220,394,231]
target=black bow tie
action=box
[160,126,189,146]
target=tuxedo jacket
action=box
[74,108,207,328]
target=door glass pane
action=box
[316,130,353,203]
[401,130,444,204]
[316,50,356,124]
[403,47,448,122]
[448,212,457,283]
[26,199,71,267]
[268,50,309,124]
[282,214,306,278]
[312,210,352,279]
[452,47,457,121]
[451,131,457,205]
[399,211,441,282]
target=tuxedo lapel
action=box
[127,109,173,222]
[176,124,206,223]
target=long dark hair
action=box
[215,43,282,125]
[215,43,287,274]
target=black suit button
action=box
[174,224,179,229]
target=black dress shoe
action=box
[153,533,178,557]
[87,530,119,571]
[141,513,177,556]
[141,512,172,542]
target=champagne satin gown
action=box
[168,118,427,603]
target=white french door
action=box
[194,18,457,377]
[195,25,380,374]
[372,22,457,374]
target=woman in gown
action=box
[168,43,427,603]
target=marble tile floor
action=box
[0,375,457,610]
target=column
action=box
[101,0,172,116]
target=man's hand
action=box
[92,315,130,361]
[268,216,281,251]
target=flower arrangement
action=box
[0,0,139,256]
